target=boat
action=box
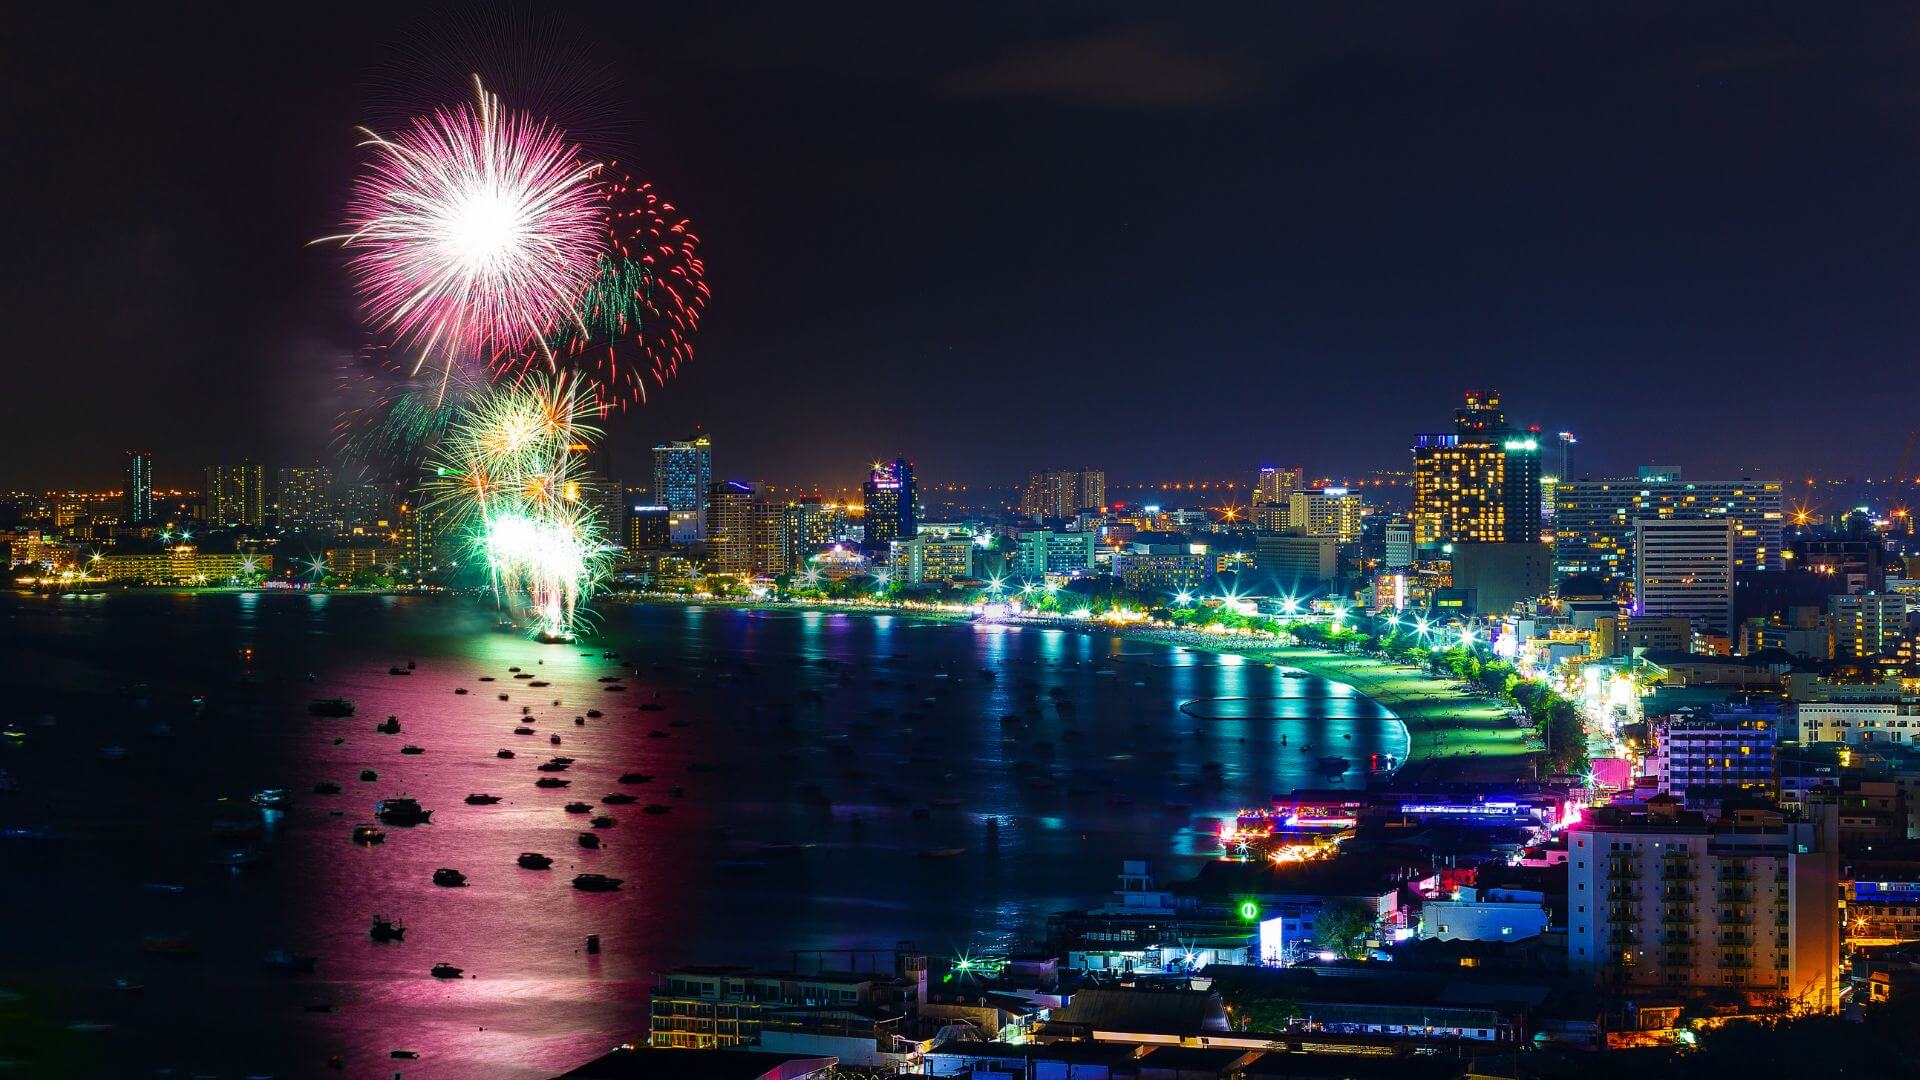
[638,702,663,711]
[496,749,516,759]
[549,756,576,764]
[376,717,401,734]
[918,847,966,859]
[513,673,533,680]
[400,745,425,755]
[376,798,432,825]
[642,804,671,815]
[313,781,343,795]
[537,762,569,772]
[564,801,593,813]
[464,794,502,805]
[578,832,601,849]
[528,680,549,688]
[571,873,622,892]
[388,667,411,676]
[351,824,386,845]
[536,777,571,789]
[517,852,552,870]
[431,868,467,887]
[549,734,562,745]
[264,948,318,972]
[369,916,405,942]
[454,688,468,695]
[308,698,355,717]
[590,815,616,829]
[391,1050,420,1060]
[430,963,462,979]
[601,793,637,805]
[478,676,495,681]
[616,772,652,784]
[250,788,291,808]
[585,709,603,718]
[514,726,536,735]
[603,684,626,692]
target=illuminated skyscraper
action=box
[205,462,265,528]
[1252,466,1303,508]
[863,459,916,549]
[1555,468,1783,584]
[276,464,334,532]
[1410,390,1541,548]
[1634,516,1735,635]
[1287,487,1364,543]
[123,449,154,525]
[1021,468,1104,520]
[706,481,757,575]
[652,434,713,539]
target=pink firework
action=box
[329,77,607,380]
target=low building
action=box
[95,548,271,584]
[1112,543,1212,595]
[1017,530,1097,578]
[1253,533,1338,594]
[647,958,928,1068]
[1448,542,1552,615]
[1419,886,1551,943]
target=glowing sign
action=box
[1238,900,1261,921]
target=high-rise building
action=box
[276,464,334,532]
[779,496,847,571]
[123,450,154,525]
[863,459,916,549]
[1635,517,1736,635]
[888,535,974,585]
[1383,521,1414,570]
[1411,390,1542,549]
[706,481,758,575]
[627,505,672,551]
[1287,487,1363,543]
[1021,468,1104,520]
[204,462,265,528]
[652,435,713,538]
[1830,593,1909,661]
[1556,469,1784,584]
[1252,466,1303,508]
[1015,530,1096,577]
[1566,804,1838,1010]
[1254,533,1338,592]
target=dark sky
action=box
[10,3,1920,491]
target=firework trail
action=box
[323,76,607,390]
[423,375,613,639]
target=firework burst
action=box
[515,172,709,406]
[424,375,612,639]
[325,76,607,388]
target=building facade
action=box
[652,435,713,538]
[204,462,265,528]
[123,449,154,525]
[1411,390,1543,549]
[1555,470,1784,584]
[1635,517,1735,635]
[862,459,916,550]
[1288,487,1363,543]
[1021,468,1106,520]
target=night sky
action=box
[11,4,1920,491]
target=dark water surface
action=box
[0,592,1404,1077]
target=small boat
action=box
[264,948,318,972]
[431,963,462,979]
[564,801,592,813]
[400,745,425,755]
[391,1050,420,1060]
[574,716,585,725]
[388,667,411,676]
[642,804,671,815]
[590,815,616,829]
[603,685,626,692]
[464,794,502,805]
[918,847,966,859]
[351,824,386,845]
[308,698,355,717]
[549,734,562,745]
[585,709,602,718]
[250,788,291,808]
[517,852,552,870]
[514,726,536,735]
[478,676,495,682]
[549,756,575,764]
[369,916,405,942]
[509,666,521,672]
[313,781,343,795]
[578,832,601,849]
[454,688,468,695]
[646,730,668,739]
[496,749,516,759]
[498,694,510,701]
[376,717,401,734]
[536,777,571,789]
[616,772,652,784]
[513,673,533,680]
[431,868,467,887]
[601,793,637,805]
[376,798,432,825]
[571,873,622,892]
[529,680,549,688]
[537,762,569,772]
[638,702,663,711]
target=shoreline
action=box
[620,597,1538,785]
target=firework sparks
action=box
[325,76,607,387]
[425,375,612,639]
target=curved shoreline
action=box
[623,598,1537,785]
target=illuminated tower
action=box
[652,434,713,540]
[863,459,916,549]
[123,449,154,525]
[1411,390,1541,548]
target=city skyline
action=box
[12,5,1920,487]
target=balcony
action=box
[1660,932,1693,947]
[1721,909,1754,926]
[1660,886,1695,902]
[1608,886,1640,901]
[1720,956,1754,970]
[1660,866,1696,882]
[1717,866,1755,883]
[1607,908,1639,924]
[1718,886,1754,904]
[1719,933,1754,947]
[1606,865,1635,882]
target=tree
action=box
[1311,900,1376,959]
